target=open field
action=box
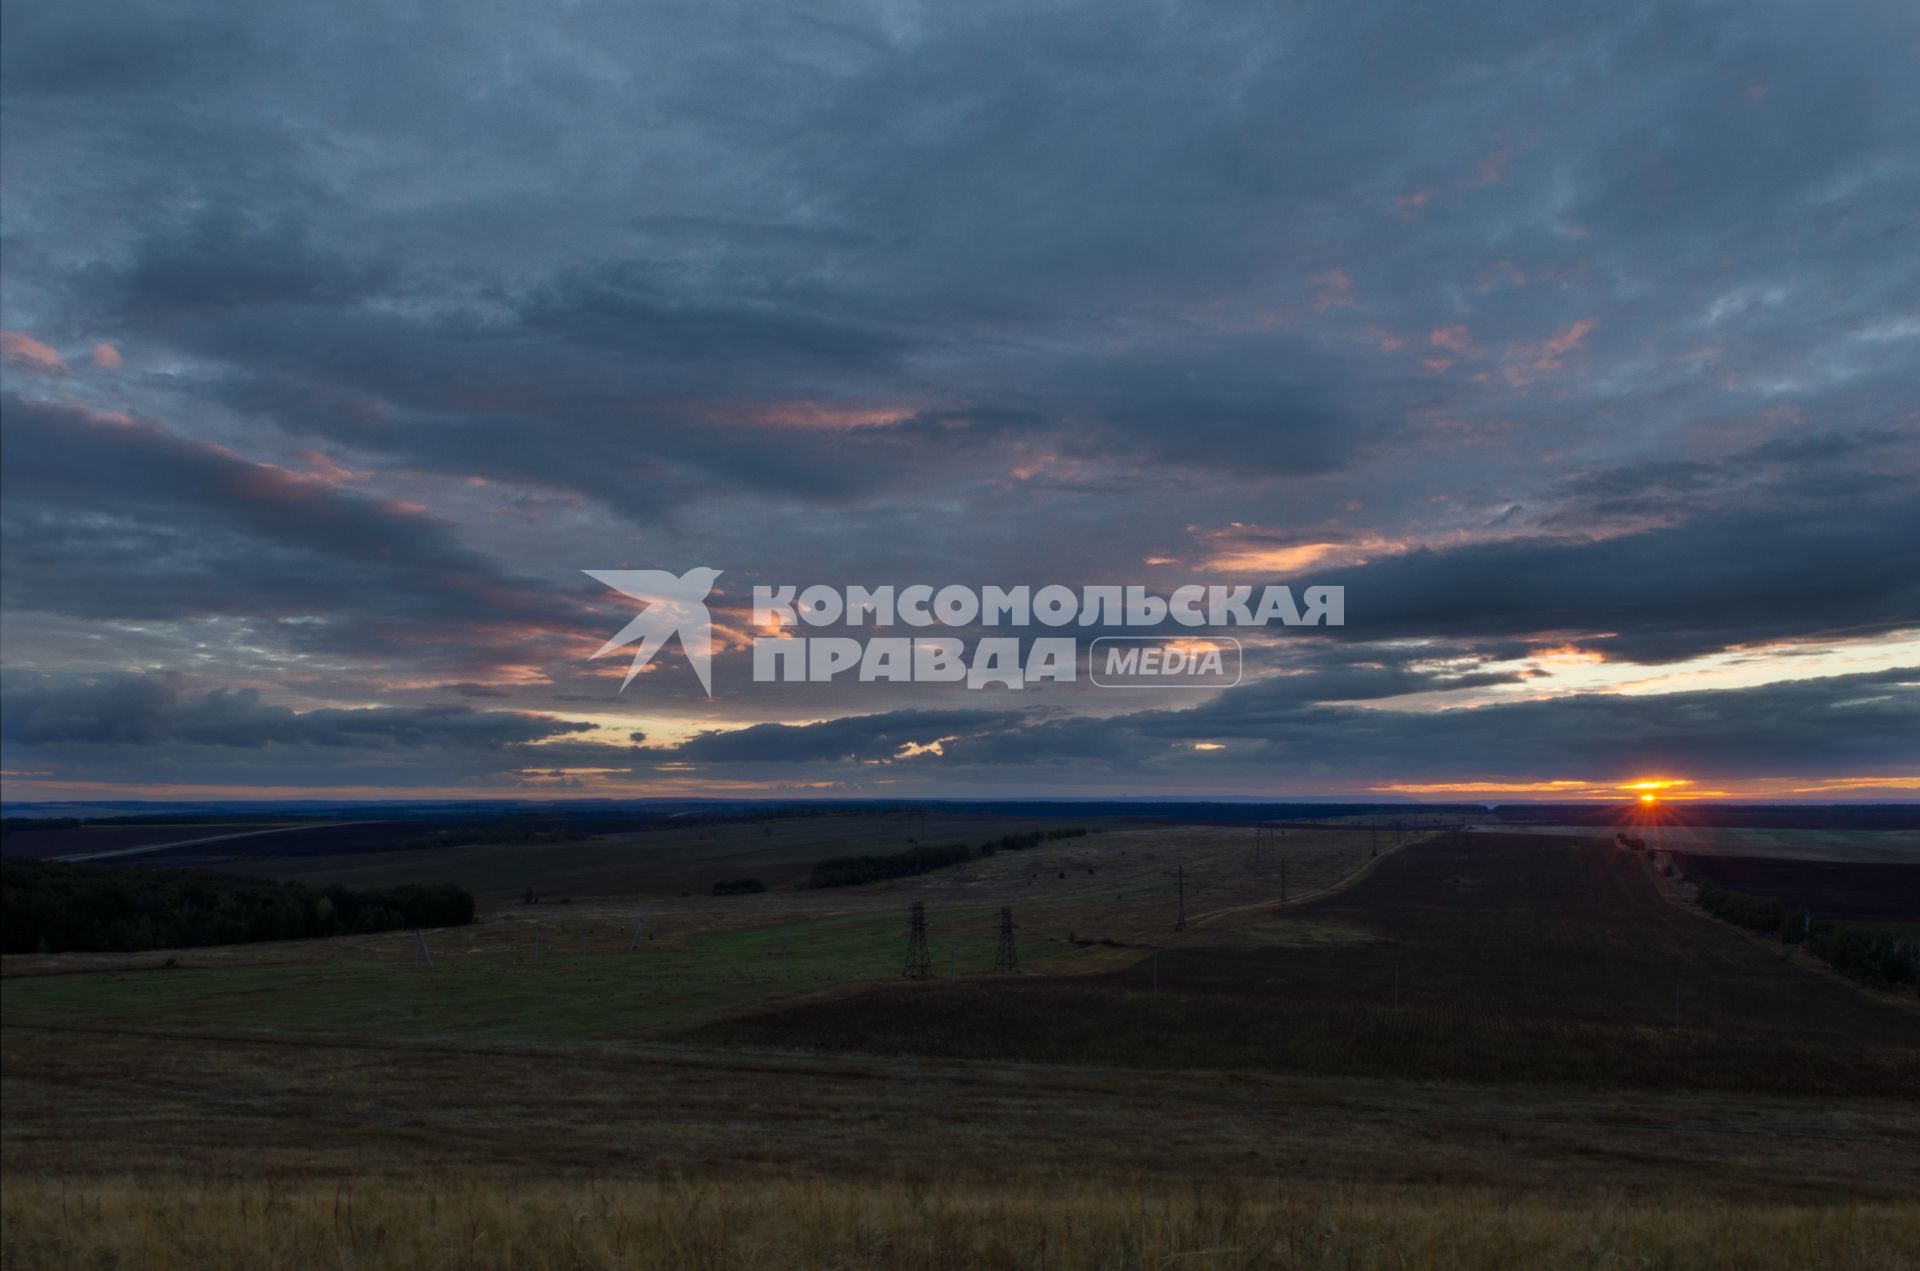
[0,824,1394,1036]
[21,810,1157,908]
[1488,823,1920,863]
[6,816,1920,1265]
[4,1024,1919,1198]
[686,833,1920,1096]
[0,821,320,861]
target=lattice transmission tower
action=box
[903,901,932,979]
[992,907,1020,973]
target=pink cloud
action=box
[296,449,371,486]
[1,331,67,374]
[1504,318,1596,385]
[90,342,123,369]
[1311,269,1356,312]
[1540,317,1595,359]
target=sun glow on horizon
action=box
[1368,773,1920,801]
[1622,778,1690,793]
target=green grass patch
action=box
[0,904,1076,1041]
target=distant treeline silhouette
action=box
[1,857,474,954]
[807,827,1090,889]
[1694,882,1917,988]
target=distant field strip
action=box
[683,833,1920,1096]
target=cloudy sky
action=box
[2,0,1916,802]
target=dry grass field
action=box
[7,1175,1919,1270]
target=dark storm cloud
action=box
[1159,666,1920,781]
[1,672,589,750]
[653,667,1917,785]
[0,5,256,97]
[97,211,392,314]
[2,661,1910,793]
[9,0,1914,506]
[1543,430,1915,523]
[1315,492,1920,662]
[0,396,599,667]
[634,655,1552,770]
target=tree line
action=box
[1694,882,1917,989]
[807,827,1090,889]
[1,856,474,954]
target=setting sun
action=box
[1639,793,1658,804]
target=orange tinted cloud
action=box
[1203,536,1406,573]
[1373,779,1601,796]
[742,401,912,430]
[91,342,123,369]
[1540,318,1595,360]
[1505,318,1596,385]
[296,449,370,486]
[1,330,67,374]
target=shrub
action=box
[1696,881,1917,988]
[805,827,1093,889]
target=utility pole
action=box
[629,918,645,951]
[414,929,434,969]
[1280,856,1287,902]
[1174,863,1187,931]
[903,902,931,979]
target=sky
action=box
[1,0,1917,803]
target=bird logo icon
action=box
[583,567,723,695]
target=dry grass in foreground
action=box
[3,1176,1918,1270]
